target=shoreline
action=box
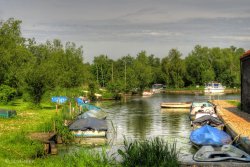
[164,88,240,95]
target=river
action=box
[99,93,240,154]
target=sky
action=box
[0,0,250,63]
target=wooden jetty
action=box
[28,132,58,155]
[212,100,250,154]
[160,102,191,108]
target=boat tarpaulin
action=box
[69,117,107,131]
[190,125,232,146]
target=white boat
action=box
[72,130,106,138]
[142,91,153,97]
[204,82,225,94]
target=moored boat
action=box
[204,82,225,94]
[190,125,232,147]
[161,102,191,108]
[191,115,224,130]
[69,117,107,138]
[142,91,153,97]
[190,101,215,120]
[193,145,250,162]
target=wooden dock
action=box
[212,100,250,153]
[28,132,58,155]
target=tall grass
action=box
[118,137,180,167]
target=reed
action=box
[118,137,180,167]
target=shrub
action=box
[118,137,180,167]
[0,84,17,103]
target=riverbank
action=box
[164,88,240,94]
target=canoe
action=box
[161,102,191,108]
[191,115,224,130]
[190,125,232,147]
[193,145,250,162]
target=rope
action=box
[230,134,241,144]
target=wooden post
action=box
[56,104,58,113]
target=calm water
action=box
[99,93,240,154]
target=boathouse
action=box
[240,50,250,114]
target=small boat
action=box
[204,82,225,94]
[69,117,107,138]
[190,125,232,147]
[142,91,153,97]
[191,115,224,130]
[77,110,107,120]
[161,102,191,108]
[194,112,218,120]
[193,145,250,162]
[190,101,215,120]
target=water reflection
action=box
[101,93,240,154]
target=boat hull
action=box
[161,102,191,108]
[72,130,107,138]
[194,145,250,162]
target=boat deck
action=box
[212,100,250,153]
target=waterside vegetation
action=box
[0,18,244,105]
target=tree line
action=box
[0,18,245,104]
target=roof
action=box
[240,50,250,60]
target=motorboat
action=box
[190,125,232,147]
[190,101,215,120]
[204,82,225,94]
[193,145,250,162]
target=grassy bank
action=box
[0,99,180,167]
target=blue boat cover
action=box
[190,125,232,146]
[51,96,68,104]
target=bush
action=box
[118,137,180,167]
[0,84,17,103]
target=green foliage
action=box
[0,132,44,159]
[118,137,180,167]
[0,84,17,103]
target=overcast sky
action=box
[1,0,250,62]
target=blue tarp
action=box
[51,96,68,104]
[190,125,232,146]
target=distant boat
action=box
[204,82,225,94]
[142,91,153,97]
[190,125,232,147]
[194,145,250,162]
[161,102,191,108]
[152,84,165,93]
